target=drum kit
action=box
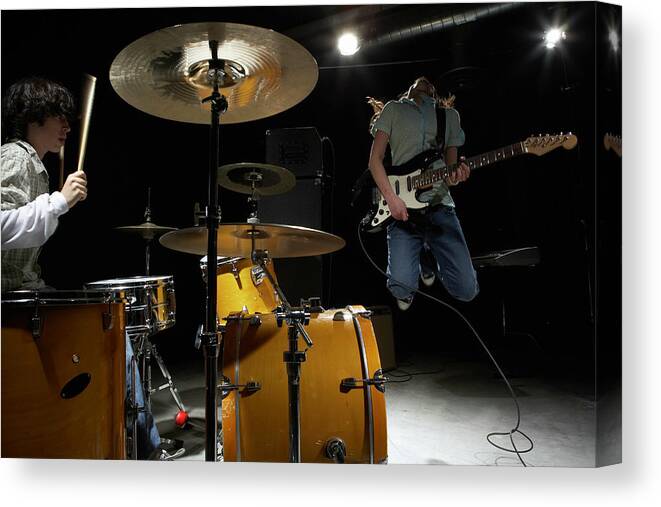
[1,22,387,463]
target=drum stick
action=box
[58,145,65,189]
[77,73,97,173]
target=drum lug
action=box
[250,265,265,286]
[340,369,387,393]
[218,376,261,397]
[30,301,43,339]
[31,315,42,339]
[333,311,347,321]
[103,303,115,331]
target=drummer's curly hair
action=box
[2,77,75,143]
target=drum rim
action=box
[1,289,122,305]
[84,275,174,289]
[199,256,244,267]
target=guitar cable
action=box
[356,223,534,466]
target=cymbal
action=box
[218,163,296,196]
[115,222,178,240]
[109,22,318,124]
[159,223,345,258]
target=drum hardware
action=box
[250,265,266,286]
[220,305,388,463]
[102,302,115,331]
[31,301,42,339]
[218,162,297,224]
[114,189,178,275]
[299,296,324,314]
[254,249,314,463]
[218,379,262,395]
[111,22,319,461]
[85,276,188,430]
[126,354,141,460]
[348,308,376,464]
[340,369,388,394]
[325,437,347,464]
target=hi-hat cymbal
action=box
[218,163,296,196]
[159,223,345,258]
[109,22,318,124]
[115,222,178,240]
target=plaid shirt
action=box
[1,140,50,291]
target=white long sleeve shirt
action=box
[1,191,69,249]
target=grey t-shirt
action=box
[372,96,465,207]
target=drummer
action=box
[1,77,85,290]
[1,77,168,460]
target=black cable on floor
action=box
[357,223,534,466]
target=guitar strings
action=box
[357,223,534,466]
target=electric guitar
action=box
[362,133,578,232]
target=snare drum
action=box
[200,256,279,322]
[1,290,126,459]
[84,275,175,337]
[221,306,388,463]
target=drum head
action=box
[85,275,173,290]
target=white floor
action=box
[150,351,603,467]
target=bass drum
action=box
[1,290,126,459]
[200,256,279,322]
[221,306,387,463]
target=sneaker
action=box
[420,271,435,287]
[396,298,412,311]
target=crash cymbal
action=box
[218,162,296,196]
[115,222,178,240]
[159,223,345,258]
[109,22,318,124]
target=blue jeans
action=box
[386,206,479,303]
[125,334,161,459]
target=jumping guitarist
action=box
[367,76,479,311]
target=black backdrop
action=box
[1,3,621,388]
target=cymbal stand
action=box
[246,171,262,224]
[199,39,227,462]
[143,188,153,275]
[253,249,313,462]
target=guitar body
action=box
[364,149,442,232]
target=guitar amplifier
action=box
[265,127,322,177]
[263,127,327,304]
[368,306,397,371]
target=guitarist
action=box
[367,76,478,310]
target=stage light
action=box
[609,29,619,52]
[338,33,360,56]
[544,28,566,49]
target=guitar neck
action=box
[412,142,526,190]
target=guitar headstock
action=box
[604,133,622,157]
[524,133,578,156]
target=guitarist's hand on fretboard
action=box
[445,158,471,186]
[386,194,409,221]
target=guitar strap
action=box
[435,106,447,154]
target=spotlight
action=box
[609,29,619,52]
[338,33,360,56]
[544,28,566,49]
